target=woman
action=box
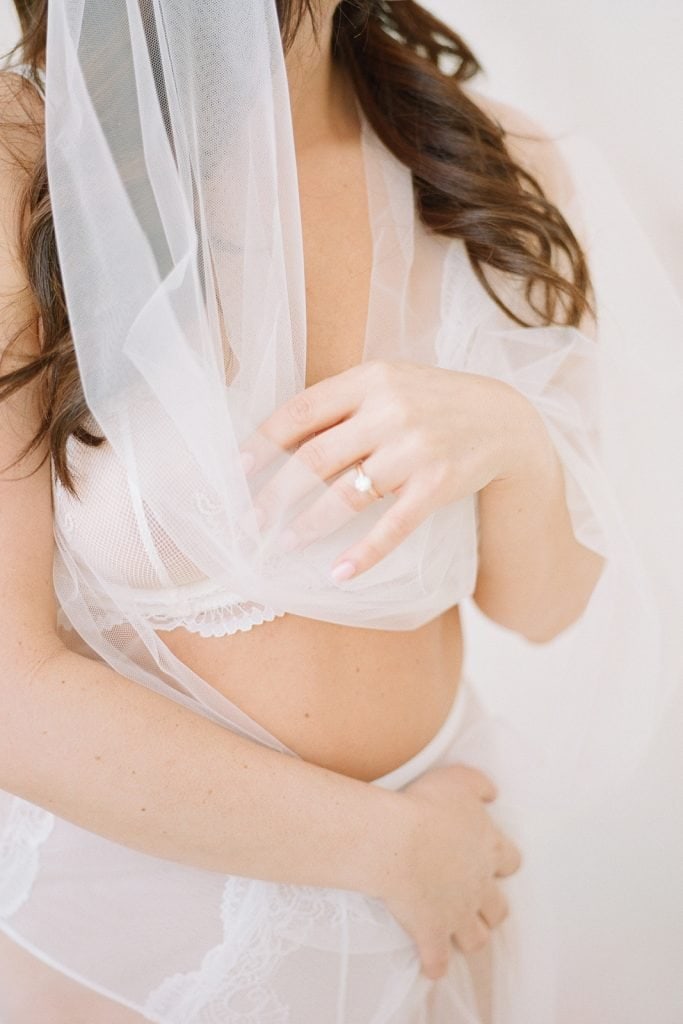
[0,1,681,1021]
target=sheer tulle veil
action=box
[0,0,682,1020]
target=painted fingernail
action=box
[280,529,299,552]
[330,560,356,582]
[240,451,256,475]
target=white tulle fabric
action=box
[1,0,682,1020]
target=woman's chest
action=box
[53,136,482,631]
[296,139,374,389]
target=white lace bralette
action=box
[51,425,478,641]
[51,439,289,639]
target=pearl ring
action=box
[353,461,383,500]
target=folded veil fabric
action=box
[1,1,682,1020]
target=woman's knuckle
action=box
[501,839,522,873]
[287,394,313,424]
[423,952,450,980]
[454,764,495,800]
[483,887,509,927]
[298,439,325,473]
[465,928,489,954]
[365,358,392,386]
[491,834,504,858]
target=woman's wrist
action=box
[353,786,423,902]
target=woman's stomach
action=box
[158,603,464,781]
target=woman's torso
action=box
[158,119,465,782]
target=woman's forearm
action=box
[473,396,605,643]
[1,644,409,897]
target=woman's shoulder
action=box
[461,87,576,212]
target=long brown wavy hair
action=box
[1,0,593,494]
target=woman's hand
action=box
[239,359,550,581]
[377,762,521,980]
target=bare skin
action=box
[0,2,603,1015]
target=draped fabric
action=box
[1,1,682,1019]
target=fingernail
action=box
[240,451,256,476]
[280,529,299,552]
[330,560,355,582]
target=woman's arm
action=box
[472,390,605,642]
[465,94,605,641]
[4,639,398,891]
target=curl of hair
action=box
[2,0,593,493]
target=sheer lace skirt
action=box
[0,679,492,1024]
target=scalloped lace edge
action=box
[59,603,287,638]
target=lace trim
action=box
[145,877,403,1023]
[58,601,286,638]
[146,602,287,638]
[0,799,55,919]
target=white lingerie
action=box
[50,419,476,639]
